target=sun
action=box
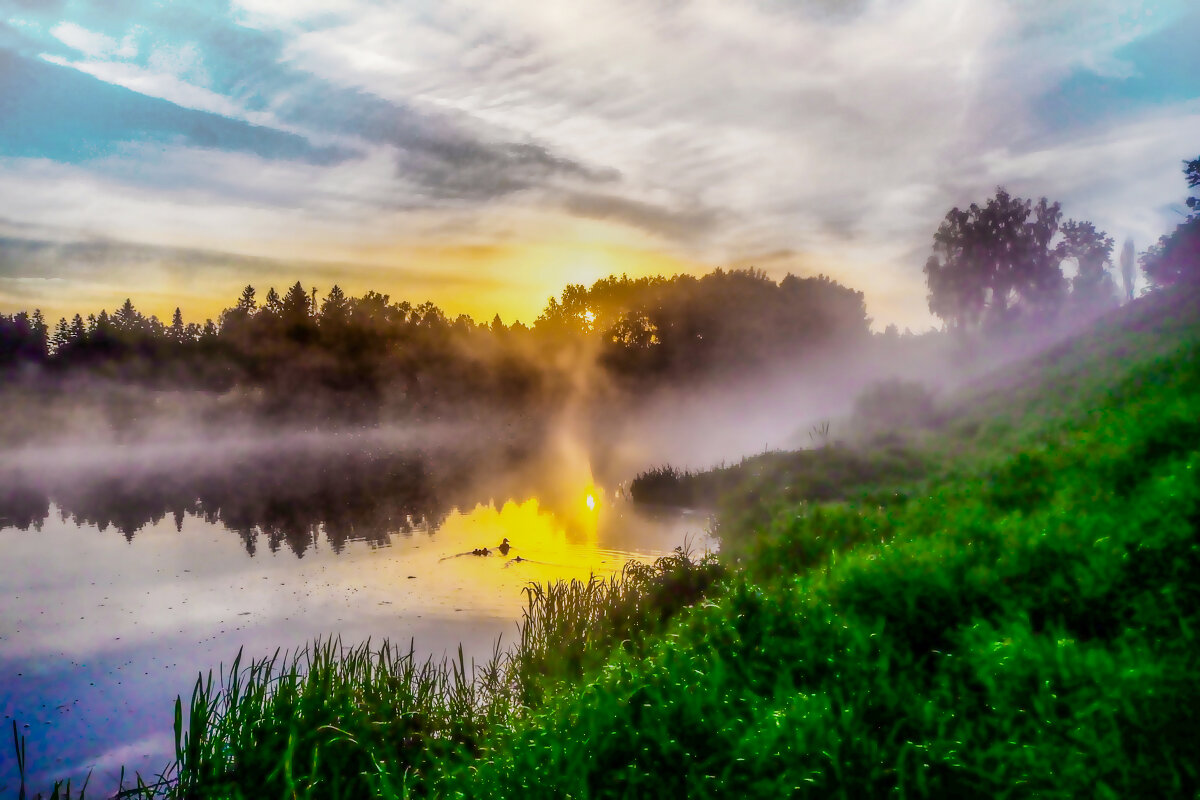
[585,493,596,511]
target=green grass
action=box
[167,638,512,799]
[15,550,725,799]
[20,285,1200,798]
[630,443,927,527]
[447,288,1200,798]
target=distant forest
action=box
[0,269,872,420]
[2,155,1196,429]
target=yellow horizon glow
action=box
[3,240,711,330]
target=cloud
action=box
[560,191,722,241]
[8,11,623,209]
[397,139,618,202]
[0,229,516,325]
[1029,6,1200,135]
[49,21,119,58]
[0,51,354,166]
[2,0,1198,330]
[0,233,503,291]
[239,0,1019,257]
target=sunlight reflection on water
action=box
[0,478,713,793]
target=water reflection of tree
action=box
[0,448,469,557]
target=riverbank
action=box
[20,285,1200,798]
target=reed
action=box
[5,546,719,799]
[161,637,513,798]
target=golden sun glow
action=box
[426,492,613,601]
[79,234,708,335]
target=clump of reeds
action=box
[10,546,723,799]
[512,546,726,705]
[164,637,512,799]
[629,464,697,505]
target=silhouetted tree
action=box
[1142,218,1200,288]
[320,284,349,326]
[924,189,1067,330]
[30,310,48,358]
[113,299,140,333]
[170,308,185,342]
[1142,156,1200,288]
[1,266,875,423]
[1120,238,1136,303]
[280,282,316,344]
[220,285,258,334]
[282,282,311,319]
[535,269,868,382]
[1060,219,1117,310]
[0,310,48,369]
[51,317,70,352]
[1186,156,1200,212]
[264,287,282,316]
[237,285,257,313]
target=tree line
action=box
[924,155,1200,330]
[0,269,872,421]
[3,153,1197,412]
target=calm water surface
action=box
[0,435,712,792]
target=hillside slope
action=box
[39,287,1199,798]
[459,287,1200,797]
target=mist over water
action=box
[0,418,717,792]
[0,266,1125,794]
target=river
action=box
[0,432,713,793]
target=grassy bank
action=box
[448,287,1200,798]
[21,286,1200,798]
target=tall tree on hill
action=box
[1059,219,1118,310]
[1142,156,1200,288]
[924,188,1068,330]
[1186,156,1200,213]
[1119,238,1136,302]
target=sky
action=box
[1,0,1198,330]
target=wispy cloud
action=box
[0,0,1197,329]
[0,50,354,165]
[50,21,130,59]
